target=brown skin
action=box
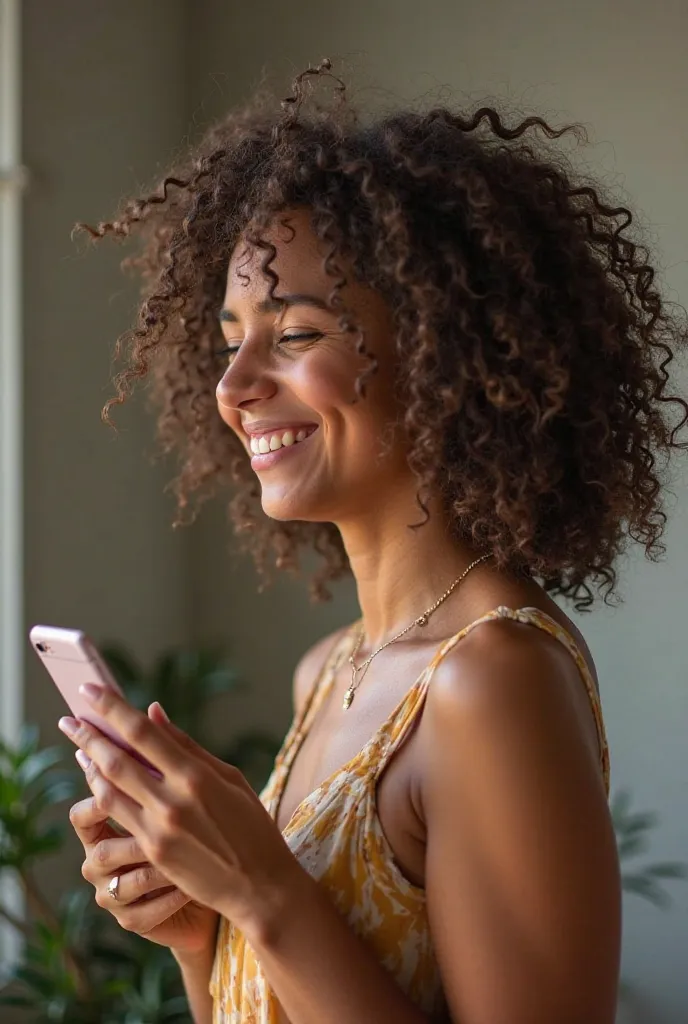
[70,704,217,956]
[67,210,620,1024]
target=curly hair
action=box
[77,59,688,610]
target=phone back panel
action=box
[29,625,160,776]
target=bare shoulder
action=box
[292,624,352,717]
[419,613,606,813]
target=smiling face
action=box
[215,208,414,524]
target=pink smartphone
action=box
[29,625,162,778]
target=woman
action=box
[59,60,687,1023]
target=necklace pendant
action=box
[342,686,355,710]
[416,614,428,627]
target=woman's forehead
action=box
[225,214,332,301]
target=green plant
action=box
[0,643,281,1022]
[611,787,687,907]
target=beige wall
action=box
[18,2,688,1022]
[20,0,192,974]
[185,3,688,1023]
[23,0,192,709]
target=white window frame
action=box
[0,0,24,974]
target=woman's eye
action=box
[214,331,322,361]
[280,331,323,344]
[215,344,241,361]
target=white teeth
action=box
[249,427,313,456]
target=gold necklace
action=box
[343,552,493,710]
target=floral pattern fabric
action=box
[210,606,610,1022]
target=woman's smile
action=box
[245,423,320,469]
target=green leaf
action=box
[14,963,57,996]
[0,993,39,1006]
[26,777,77,816]
[18,723,40,758]
[645,861,688,880]
[34,919,61,947]
[616,832,648,860]
[621,873,671,908]
[16,746,65,787]
[21,823,66,859]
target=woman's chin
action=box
[260,492,315,523]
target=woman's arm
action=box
[421,619,621,1024]
[237,618,620,1024]
[242,873,430,1024]
[173,945,215,1024]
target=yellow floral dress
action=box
[210,606,610,1022]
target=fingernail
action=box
[58,716,78,736]
[75,749,91,770]
[79,682,104,703]
[154,701,169,722]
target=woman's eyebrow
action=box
[219,293,333,322]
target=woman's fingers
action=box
[82,831,183,917]
[61,684,182,781]
[81,832,148,881]
[74,742,147,835]
[97,884,191,934]
[59,715,158,814]
[69,795,120,848]
[93,862,178,907]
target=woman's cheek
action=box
[293,348,361,408]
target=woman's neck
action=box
[337,489,486,650]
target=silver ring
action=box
[107,875,121,901]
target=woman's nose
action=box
[215,345,277,411]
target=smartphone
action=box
[29,625,162,778]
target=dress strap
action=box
[377,606,610,796]
[273,625,357,774]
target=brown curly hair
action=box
[78,59,688,610]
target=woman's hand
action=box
[71,796,219,953]
[59,685,307,942]
[69,703,219,957]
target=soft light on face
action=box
[215,208,411,524]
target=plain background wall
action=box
[15,2,687,1022]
